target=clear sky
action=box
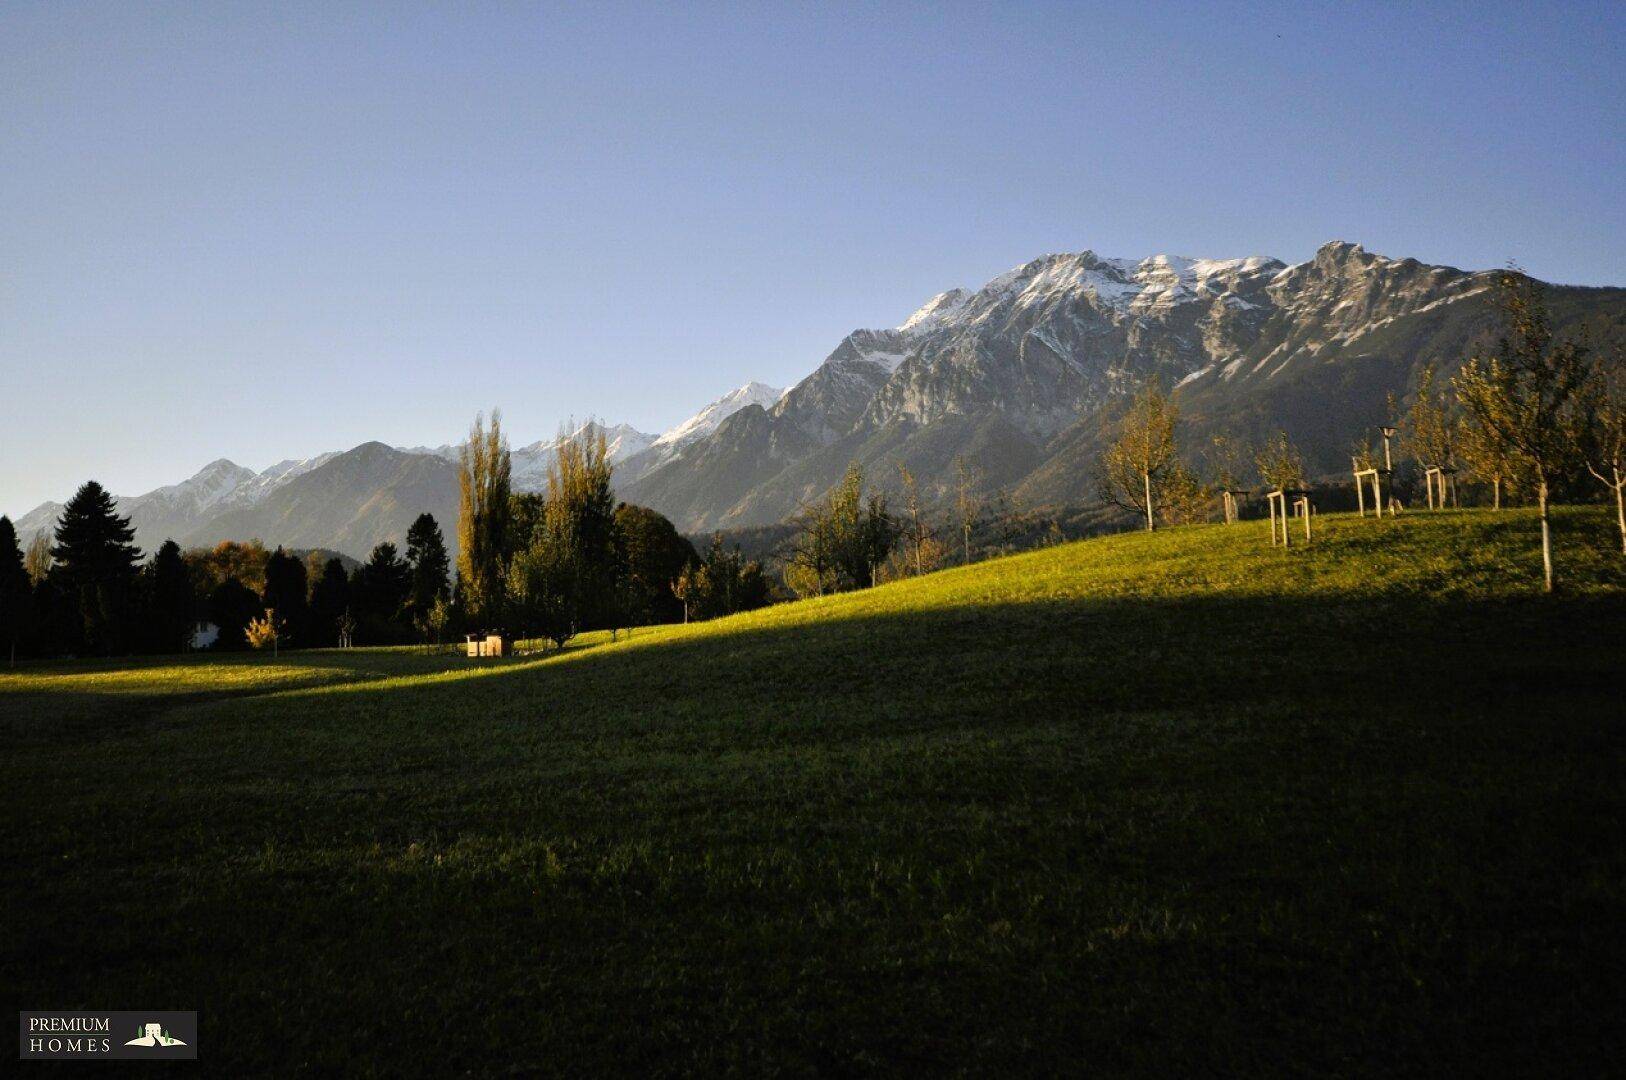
[2,1,1622,516]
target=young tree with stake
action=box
[1453,271,1591,591]
[1099,381,1182,531]
[1580,352,1626,555]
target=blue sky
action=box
[2,1,1622,516]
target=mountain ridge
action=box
[12,240,1624,552]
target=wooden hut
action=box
[465,631,512,658]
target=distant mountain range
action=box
[9,399,782,560]
[13,241,1624,556]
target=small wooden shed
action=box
[465,631,511,658]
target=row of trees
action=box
[1096,270,1625,590]
[0,485,459,661]
[0,418,767,661]
[455,413,771,649]
[776,456,1052,601]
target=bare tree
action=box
[1454,271,1592,591]
[1208,433,1253,524]
[895,464,942,576]
[24,530,52,585]
[1580,352,1626,554]
[954,457,982,565]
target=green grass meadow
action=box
[3,508,1624,1075]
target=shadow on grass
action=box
[107,587,1626,760]
[2,586,1624,1075]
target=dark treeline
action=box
[0,420,774,662]
[0,485,456,660]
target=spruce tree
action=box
[0,517,31,664]
[262,547,309,646]
[405,513,451,622]
[353,542,411,622]
[50,481,142,653]
[308,558,351,648]
[146,540,193,654]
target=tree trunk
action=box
[1493,477,1501,511]
[1539,481,1554,593]
[1143,470,1155,532]
[1615,474,1626,555]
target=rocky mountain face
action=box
[623,242,1626,530]
[185,442,461,558]
[13,241,1621,554]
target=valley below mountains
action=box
[15,241,1624,557]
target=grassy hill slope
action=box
[3,508,1624,1075]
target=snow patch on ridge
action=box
[653,382,783,449]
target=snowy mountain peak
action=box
[653,382,783,449]
[899,288,972,334]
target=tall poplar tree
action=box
[457,411,511,627]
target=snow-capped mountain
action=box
[11,453,345,551]
[653,382,784,451]
[621,241,1625,530]
[11,240,1621,552]
[510,421,659,490]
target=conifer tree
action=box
[262,547,309,646]
[146,539,193,654]
[50,481,142,653]
[0,517,30,664]
[353,542,411,622]
[406,514,450,600]
[307,557,351,648]
[405,512,451,636]
[1454,271,1592,591]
